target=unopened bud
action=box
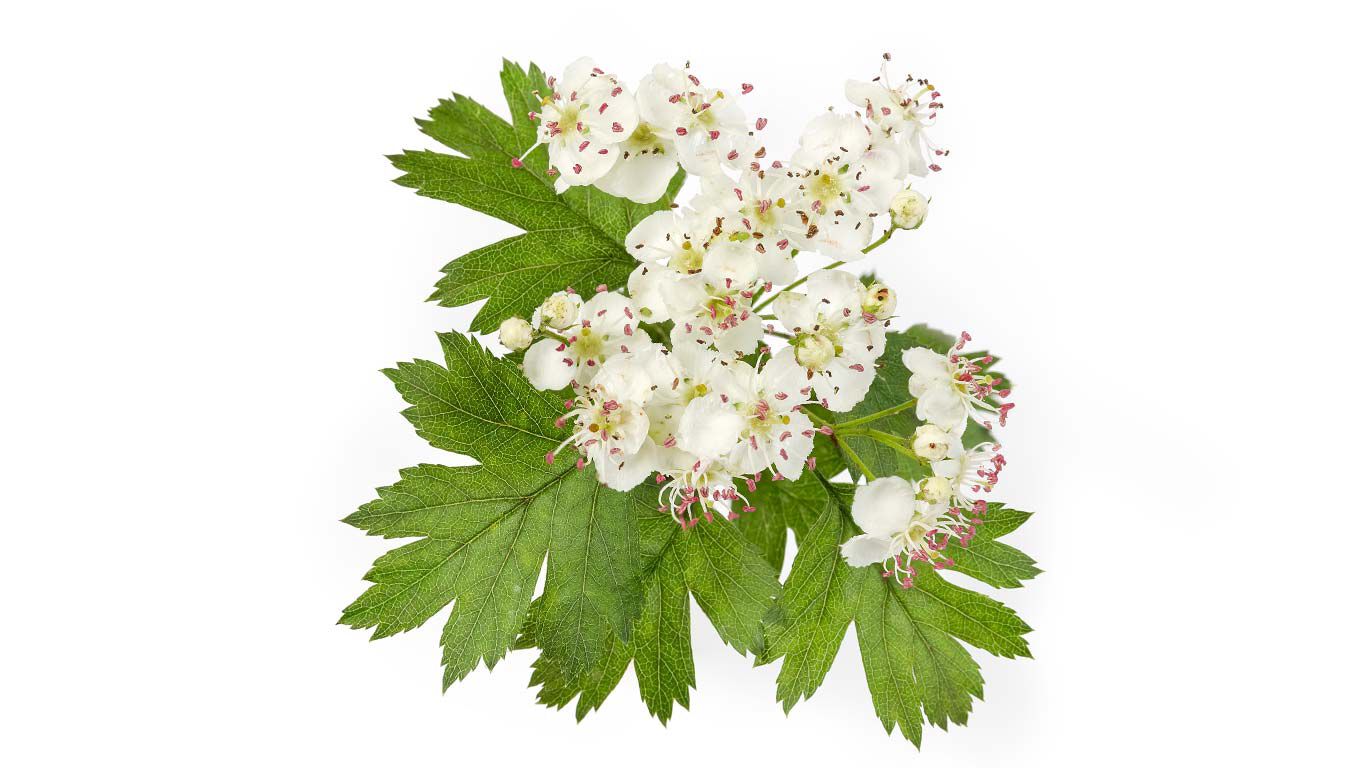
[911,424,952,461]
[498,316,533,351]
[538,291,581,330]
[920,476,952,505]
[890,188,928,230]
[862,281,897,320]
[794,333,836,370]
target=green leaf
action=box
[761,477,856,712]
[527,474,642,677]
[946,540,1041,589]
[682,517,782,656]
[522,610,631,721]
[523,510,779,724]
[392,60,685,333]
[631,519,695,723]
[851,567,984,744]
[341,333,645,686]
[941,504,1041,589]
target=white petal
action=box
[702,241,759,289]
[771,410,815,478]
[916,382,969,434]
[817,361,875,412]
[627,264,675,323]
[598,439,654,491]
[580,79,639,140]
[625,210,679,263]
[560,57,598,92]
[806,270,863,319]
[595,150,677,203]
[523,338,575,391]
[772,292,817,332]
[678,393,743,461]
[851,477,917,537]
[841,534,896,567]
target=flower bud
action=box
[538,291,581,330]
[890,188,928,230]
[920,476,952,505]
[498,316,533,351]
[861,281,897,320]
[794,333,836,370]
[911,424,952,461]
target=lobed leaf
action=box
[393,60,685,333]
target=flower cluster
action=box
[497,57,1012,576]
[836,331,1014,586]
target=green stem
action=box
[835,436,878,480]
[753,261,845,313]
[832,398,918,430]
[750,228,897,314]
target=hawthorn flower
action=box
[902,331,1013,434]
[637,63,754,178]
[550,354,655,490]
[713,357,815,480]
[523,290,649,390]
[840,476,959,587]
[498,316,533,350]
[770,270,887,411]
[625,207,711,276]
[787,112,902,258]
[845,56,946,177]
[533,57,639,192]
[654,446,745,526]
[932,441,1006,521]
[668,287,765,358]
[699,169,806,284]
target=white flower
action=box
[770,270,887,411]
[932,440,1006,520]
[698,169,806,283]
[523,290,649,390]
[669,288,765,359]
[654,445,744,526]
[637,63,754,177]
[903,332,1013,434]
[550,353,657,490]
[594,120,678,203]
[840,476,961,586]
[535,57,639,192]
[911,424,953,461]
[534,290,582,330]
[625,207,710,276]
[497,317,533,350]
[845,57,945,177]
[702,357,815,481]
[786,112,902,258]
[889,188,928,230]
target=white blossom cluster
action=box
[494,56,1011,584]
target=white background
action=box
[3,1,1363,764]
